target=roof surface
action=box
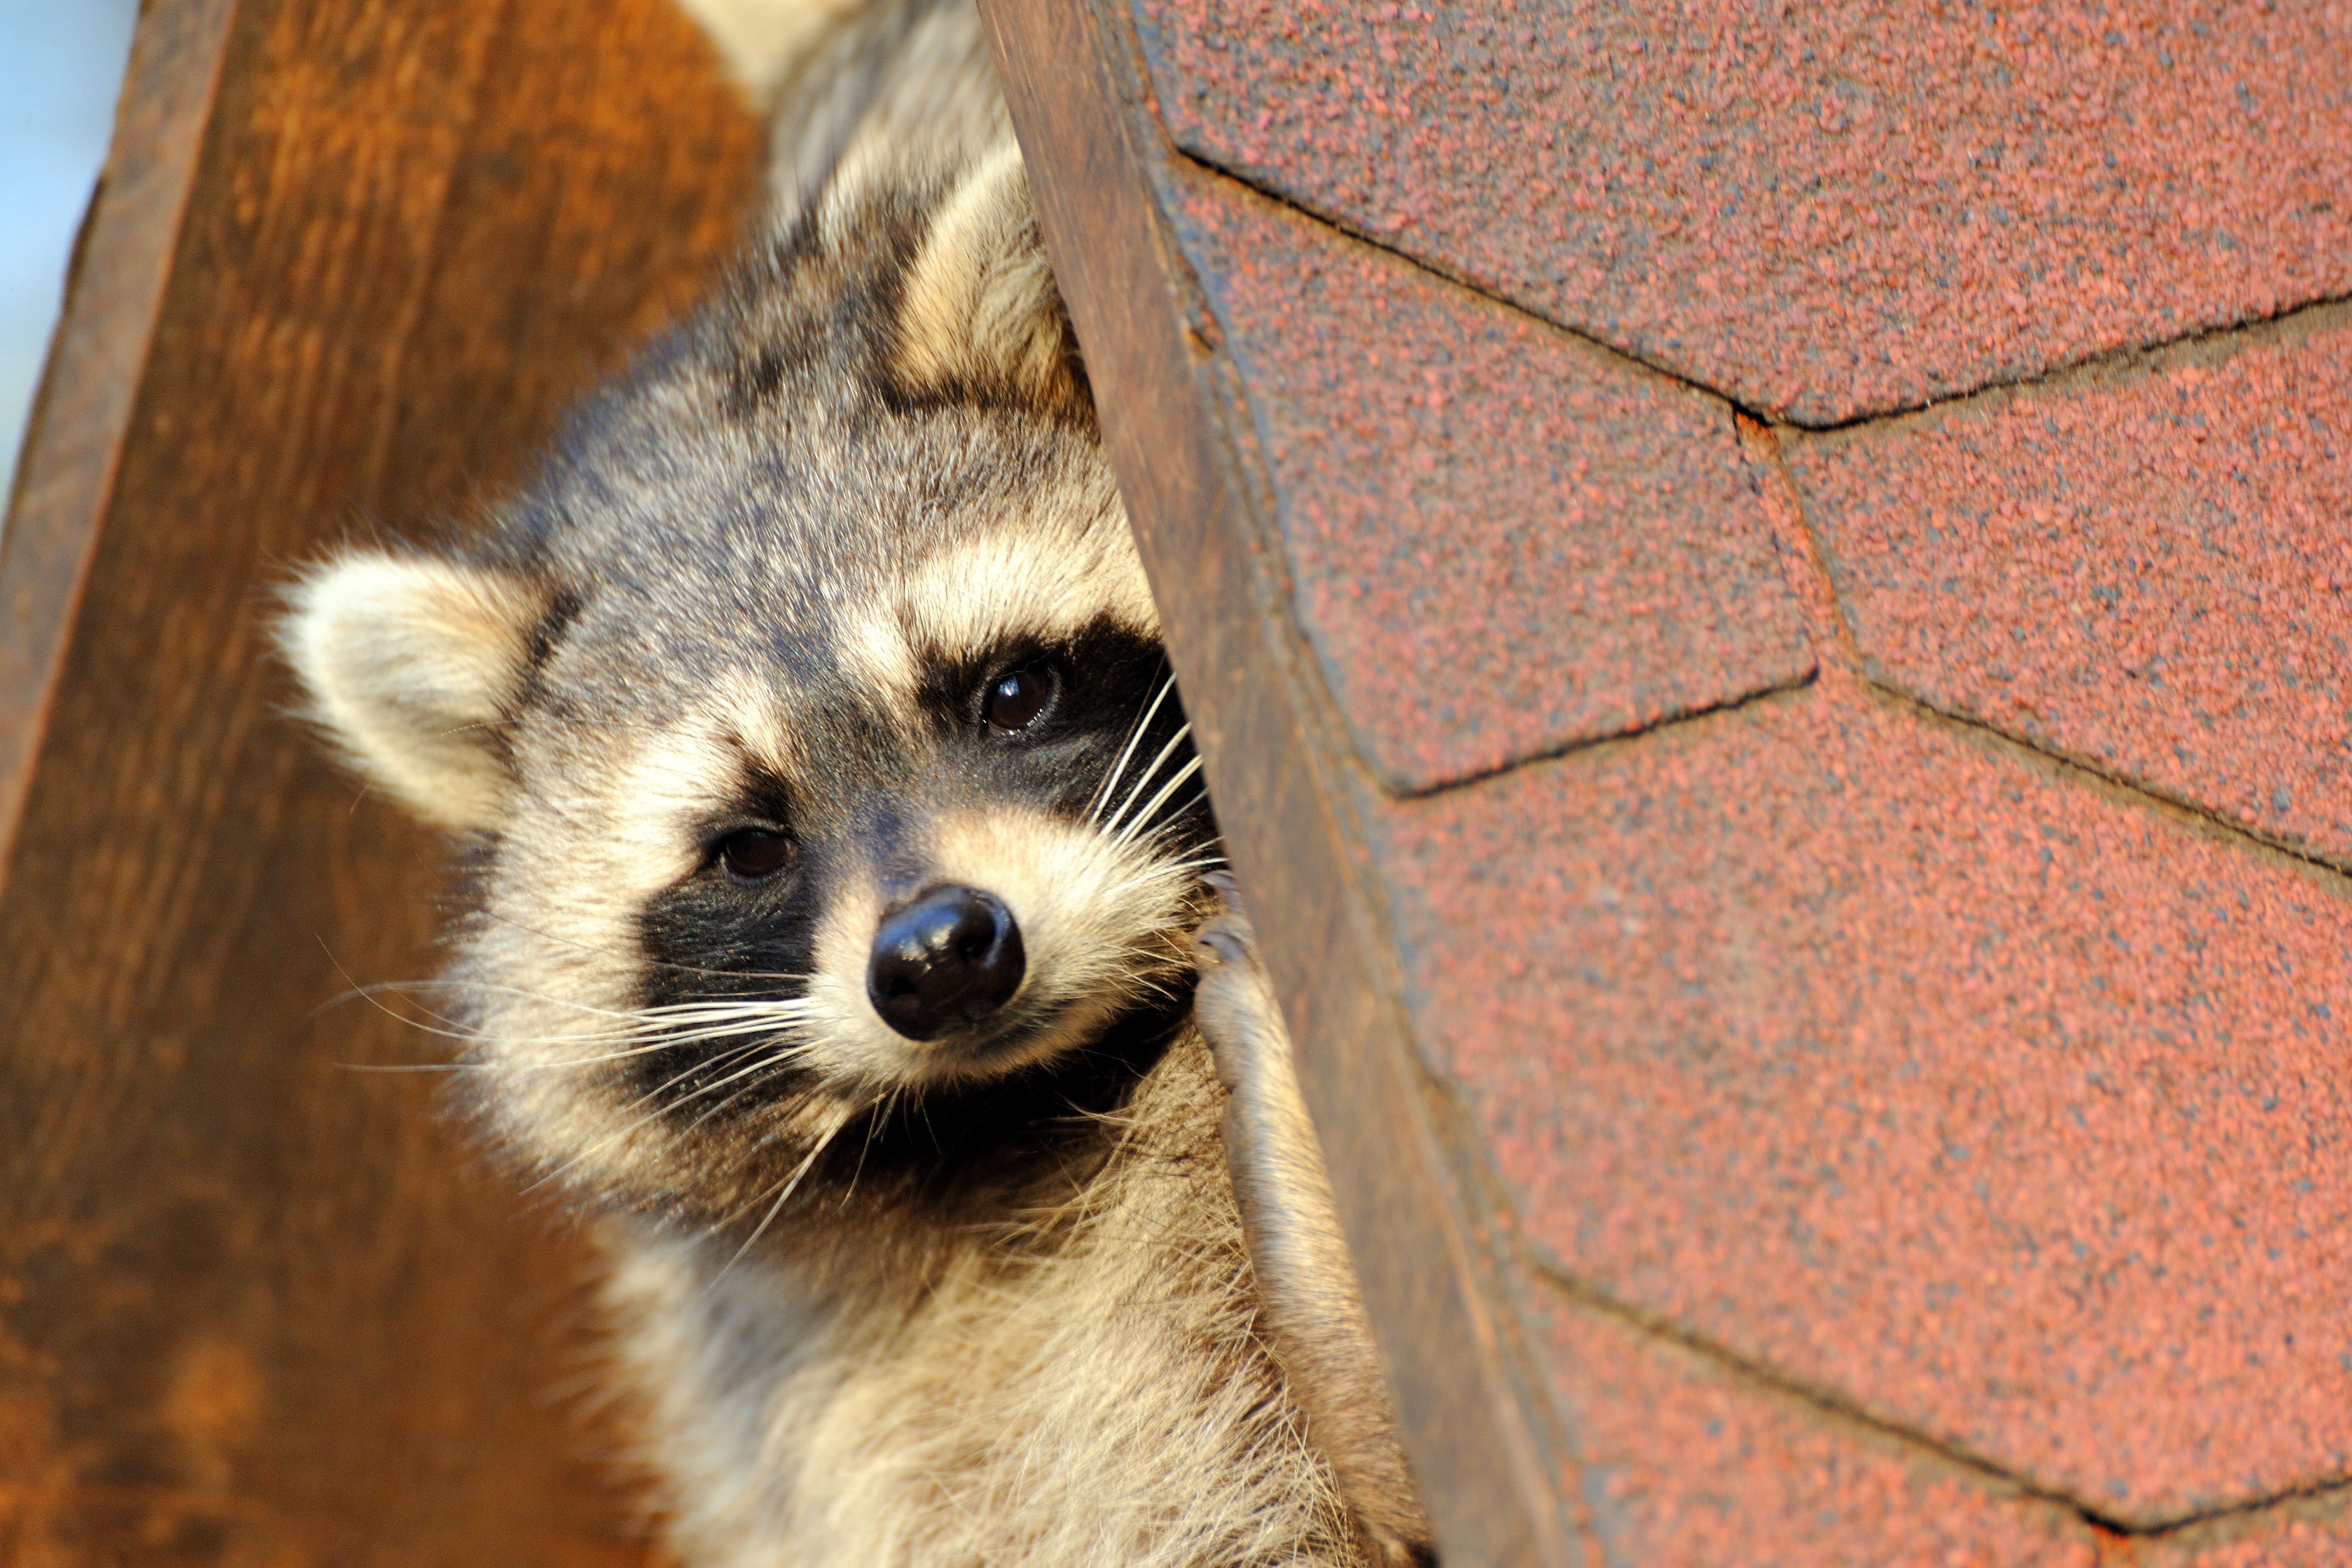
[986,1,2352,1561]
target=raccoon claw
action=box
[1192,898,1279,1100]
[1192,869,1260,970]
[1192,918,1253,972]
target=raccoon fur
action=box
[279,2,1431,1563]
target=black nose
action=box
[866,885,1026,1041]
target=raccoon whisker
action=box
[350,977,819,1027]
[1111,754,1206,851]
[1129,975,1186,1008]
[639,998,822,1019]
[1102,720,1195,840]
[909,1085,942,1156]
[1118,815,1216,875]
[312,974,477,1019]
[558,1042,774,1159]
[1099,854,1229,900]
[326,973,672,1066]
[841,1083,908,1206]
[306,955,492,1041]
[704,1099,864,1291]
[522,1039,790,1195]
[671,1044,823,1140]
[1085,670,1178,825]
[324,974,622,1023]
[529,1062,786,1194]
[320,967,731,1071]
[1124,849,1226,878]
[372,1002,800,1050]
[364,1009,817,1061]
[569,1000,822,1044]
[1120,808,1217,863]
[505,1020,815,1068]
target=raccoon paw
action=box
[1191,874,1289,1103]
[1192,875,1436,1568]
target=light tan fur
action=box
[279,551,546,831]
[835,465,1152,711]
[1196,900,1433,1563]
[897,479,1162,652]
[894,144,1087,416]
[601,1031,1360,1568]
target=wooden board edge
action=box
[0,0,240,891]
[977,3,1577,1562]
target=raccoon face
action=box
[607,513,1215,1103]
[279,144,1217,1221]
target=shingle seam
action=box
[1514,1252,2352,1538]
[1157,138,2352,441]
[1156,144,1778,418]
[1852,674,2352,895]
[1341,674,1822,805]
[1779,293,2352,446]
[1321,444,2352,880]
[1747,392,2352,892]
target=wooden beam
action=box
[978,4,1576,1563]
[0,0,237,888]
[0,1,761,1560]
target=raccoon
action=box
[278,1,1430,1564]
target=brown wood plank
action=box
[0,0,236,889]
[0,1,762,1562]
[978,4,1576,1564]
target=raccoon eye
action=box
[984,664,1054,734]
[718,829,794,882]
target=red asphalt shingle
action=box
[1039,0,2352,1554]
[1366,669,2352,1524]
[1133,0,2352,423]
[1532,1292,2104,1568]
[1162,169,1813,792]
[2143,1493,2352,1568]
[1787,309,2352,868]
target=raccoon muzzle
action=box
[866,883,1025,1039]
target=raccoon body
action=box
[282,4,1429,1564]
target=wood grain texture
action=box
[977,4,1576,1564]
[0,1,761,1562]
[0,0,236,895]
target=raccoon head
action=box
[280,141,1217,1238]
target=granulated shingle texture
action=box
[1364,672,2352,1524]
[1531,1290,2104,1567]
[1787,311,2352,867]
[1132,0,2352,423]
[2142,1491,2352,1568]
[1164,170,1811,792]
[1015,0,2352,1547]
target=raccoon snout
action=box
[867,886,1027,1041]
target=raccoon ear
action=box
[895,141,1089,419]
[278,550,549,833]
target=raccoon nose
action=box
[867,886,1027,1041]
